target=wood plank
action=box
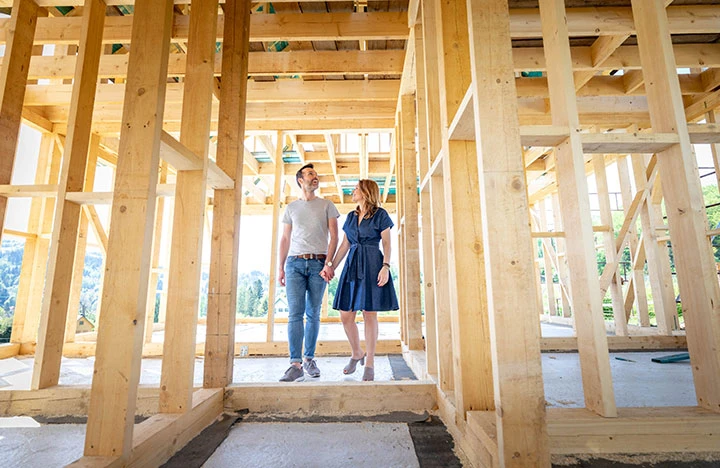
[0,184,58,197]
[435,0,494,420]
[84,0,175,458]
[224,381,436,415]
[541,335,688,352]
[265,136,283,343]
[32,0,105,389]
[539,0,617,417]
[0,12,409,45]
[399,94,423,350]
[632,0,720,412]
[0,0,39,243]
[467,0,550,464]
[65,134,102,344]
[3,7,720,45]
[593,154,627,336]
[204,0,250,389]
[547,406,720,454]
[160,0,218,415]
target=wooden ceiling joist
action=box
[0,12,409,45]
[0,6,718,47]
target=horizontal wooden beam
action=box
[0,12,409,45]
[54,119,397,136]
[8,50,405,80]
[541,335,688,352]
[18,339,403,358]
[0,7,717,45]
[1,381,435,419]
[41,100,397,125]
[23,80,402,106]
[546,406,720,454]
[12,44,719,82]
[225,381,436,415]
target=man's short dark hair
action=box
[296,163,314,188]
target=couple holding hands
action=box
[277,163,399,382]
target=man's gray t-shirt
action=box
[282,197,340,256]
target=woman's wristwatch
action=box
[325,260,334,268]
[382,262,390,269]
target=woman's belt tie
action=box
[346,243,379,281]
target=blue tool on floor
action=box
[651,352,690,363]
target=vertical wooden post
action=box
[632,0,720,410]
[539,199,557,316]
[616,155,650,326]
[395,121,408,344]
[160,0,219,413]
[204,0,251,388]
[11,132,51,343]
[539,0,617,417]
[267,133,283,343]
[438,0,493,415]
[20,141,61,344]
[32,0,106,390]
[436,0,494,418]
[415,21,438,376]
[0,0,38,240]
[552,193,573,318]
[65,134,102,344]
[84,0,174,457]
[466,0,550,463]
[399,94,423,350]
[144,163,169,346]
[422,0,454,390]
[593,155,628,336]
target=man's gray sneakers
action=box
[279,365,304,382]
[303,359,321,378]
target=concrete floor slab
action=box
[0,422,84,467]
[202,422,420,468]
[542,351,696,408]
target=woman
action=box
[328,179,399,381]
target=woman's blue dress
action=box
[333,208,400,312]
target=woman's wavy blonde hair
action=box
[355,179,381,219]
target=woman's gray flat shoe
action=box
[362,366,374,381]
[343,354,365,375]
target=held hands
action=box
[279,269,286,286]
[320,265,335,282]
[377,265,389,287]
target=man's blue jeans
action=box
[285,257,327,363]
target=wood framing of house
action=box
[1,0,720,466]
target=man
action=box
[278,163,340,381]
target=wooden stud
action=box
[466,0,550,463]
[435,0,494,419]
[266,134,283,343]
[539,0,617,417]
[204,0,251,388]
[632,0,720,411]
[144,163,168,346]
[65,134,102,344]
[399,94,423,350]
[160,0,219,414]
[593,155,628,336]
[414,21,438,377]
[0,0,39,242]
[32,0,105,390]
[539,198,557,316]
[11,133,51,343]
[84,0,174,457]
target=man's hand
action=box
[320,265,334,282]
[279,268,286,286]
